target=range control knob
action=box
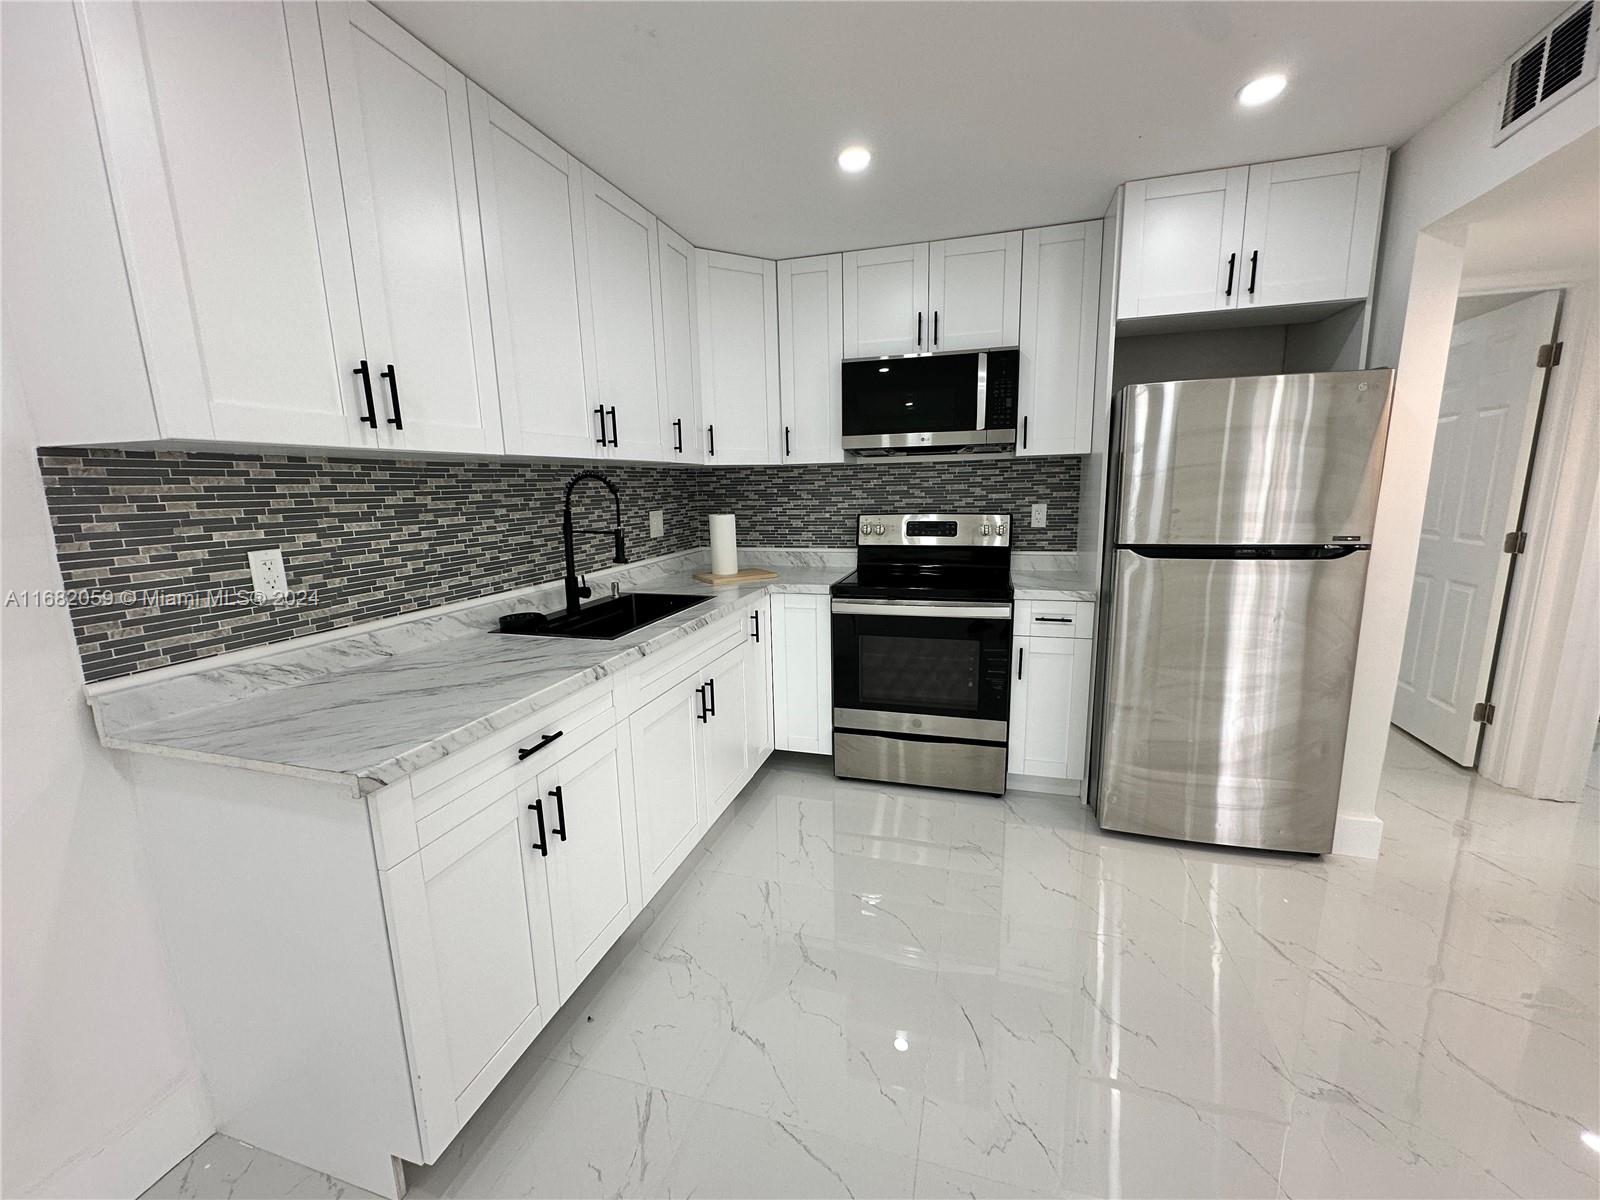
[860,522,872,536]
[997,523,1007,536]
[980,522,992,535]
[873,523,886,535]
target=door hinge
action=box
[1536,342,1563,368]
[1472,701,1496,724]
[1503,530,1529,554]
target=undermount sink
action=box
[497,592,710,640]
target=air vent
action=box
[1495,1,1597,144]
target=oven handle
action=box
[831,599,1012,619]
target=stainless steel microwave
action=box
[840,348,1018,456]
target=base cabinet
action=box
[1007,605,1095,781]
[628,678,705,899]
[771,593,831,754]
[699,639,753,824]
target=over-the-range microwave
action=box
[840,348,1018,456]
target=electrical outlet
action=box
[1031,503,1048,528]
[247,548,288,602]
[649,509,664,538]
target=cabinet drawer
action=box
[627,617,748,710]
[1019,600,1094,639]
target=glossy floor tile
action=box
[143,730,1600,1199]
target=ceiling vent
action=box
[1495,0,1597,144]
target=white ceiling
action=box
[1460,129,1600,291]
[381,1,1564,259]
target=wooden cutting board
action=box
[692,567,778,585]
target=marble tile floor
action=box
[143,729,1600,1200]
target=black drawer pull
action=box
[548,785,567,842]
[1022,415,1028,449]
[1017,646,1024,680]
[1224,252,1237,298]
[353,361,378,428]
[380,364,403,429]
[705,676,716,716]
[784,426,791,457]
[527,796,549,856]
[751,610,761,642]
[916,311,923,347]
[1248,250,1259,295]
[1034,616,1074,623]
[594,406,607,446]
[695,684,708,723]
[933,311,939,346]
[707,423,715,457]
[606,405,619,447]
[673,418,683,453]
[518,730,564,761]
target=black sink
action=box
[498,593,710,640]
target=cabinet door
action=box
[535,727,640,999]
[1239,148,1387,309]
[1008,636,1091,780]
[627,679,704,902]
[699,640,751,824]
[655,222,703,462]
[1017,222,1102,457]
[770,593,832,754]
[842,242,930,356]
[319,1,500,454]
[1118,167,1248,319]
[80,1,365,447]
[577,166,668,461]
[928,231,1022,350]
[776,254,844,463]
[468,84,596,458]
[746,600,775,764]
[696,249,780,464]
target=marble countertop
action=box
[1012,568,1097,601]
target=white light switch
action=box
[247,548,288,602]
[1031,503,1047,528]
[649,510,664,538]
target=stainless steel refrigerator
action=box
[1089,370,1394,854]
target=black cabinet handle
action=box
[518,730,564,761]
[1017,646,1024,680]
[705,676,717,717]
[1224,252,1237,298]
[1022,415,1028,449]
[594,406,607,446]
[606,405,619,447]
[784,426,791,457]
[695,684,708,722]
[527,795,549,856]
[1035,616,1074,624]
[916,311,923,347]
[933,311,939,346]
[751,609,761,642]
[548,785,567,842]
[1248,250,1258,295]
[673,418,683,454]
[353,361,378,428]
[707,424,715,457]
[380,364,403,430]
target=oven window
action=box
[858,634,980,711]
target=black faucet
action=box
[562,469,627,616]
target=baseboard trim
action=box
[1005,772,1081,797]
[1331,810,1384,858]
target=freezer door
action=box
[1097,548,1370,853]
[1117,370,1392,546]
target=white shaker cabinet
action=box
[74,0,367,447]
[842,242,930,356]
[468,84,595,459]
[699,638,753,824]
[770,593,832,755]
[1008,636,1092,780]
[696,249,781,464]
[746,599,775,764]
[1118,166,1249,319]
[627,678,705,900]
[1016,221,1102,457]
[776,254,844,463]
[655,222,704,461]
[927,231,1023,350]
[318,1,501,454]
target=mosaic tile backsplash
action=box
[39,448,1079,682]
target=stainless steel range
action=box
[831,513,1014,795]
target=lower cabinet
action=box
[746,599,775,761]
[628,678,705,899]
[700,638,752,824]
[1008,631,1094,781]
[771,593,832,753]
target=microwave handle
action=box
[975,350,988,433]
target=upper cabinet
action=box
[1017,221,1102,457]
[842,234,1021,357]
[776,254,844,464]
[696,250,780,464]
[468,84,594,459]
[1118,148,1387,321]
[319,1,501,454]
[654,222,703,462]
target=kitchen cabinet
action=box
[842,242,929,356]
[746,599,775,763]
[469,84,594,458]
[627,675,705,900]
[696,249,781,464]
[577,165,670,460]
[1118,148,1386,320]
[776,254,845,462]
[770,593,832,754]
[843,234,1021,357]
[655,222,704,461]
[699,638,754,824]
[1017,221,1102,457]
[1007,604,1095,781]
[319,1,501,454]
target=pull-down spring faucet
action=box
[562,470,627,617]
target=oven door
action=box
[831,598,1013,740]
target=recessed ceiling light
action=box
[1238,74,1287,107]
[837,145,872,173]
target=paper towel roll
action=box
[709,513,739,577]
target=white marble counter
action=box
[1012,568,1097,601]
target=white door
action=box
[318,1,500,453]
[468,84,594,459]
[534,727,640,998]
[627,679,704,902]
[1017,221,1102,457]
[80,1,366,447]
[699,640,751,823]
[928,231,1022,350]
[776,254,844,463]
[1393,292,1561,765]
[1007,636,1091,779]
[576,166,667,461]
[1118,166,1248,319]
[746,600,775,764]
[842,242,930,356]
[696,249,780,464]
[771,593,832,754]
[655,221,703,462]
[1239,148,1387,309]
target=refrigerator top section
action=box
[1115,369,1393,547]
